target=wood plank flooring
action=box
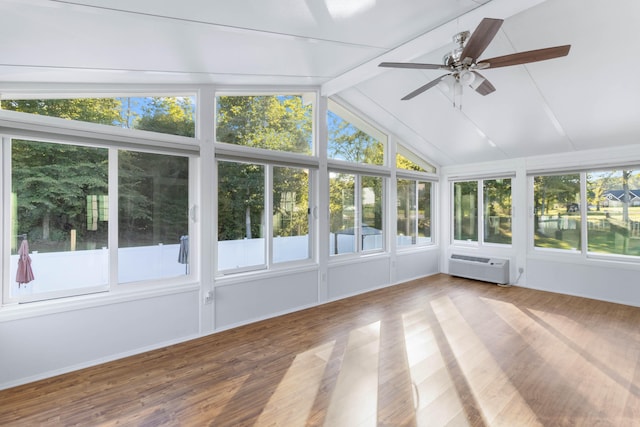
[2,274,640,426]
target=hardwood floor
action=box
[2,274,640,426]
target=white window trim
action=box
[451,177,513,247]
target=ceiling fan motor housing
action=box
[444,30,470,66]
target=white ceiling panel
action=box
[1,0,638,167]
[55,0,491,48]
[0,1,384,84]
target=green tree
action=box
[4,98,120,252]
[216,96,312,239]
[5,96,194,251]
[12,140,108,250]
[587,171,614,211]
[327,111,384,164]
[134,97,195,137]
[2,98,122,125]
[122,97,194,246]
[216,96,311,153]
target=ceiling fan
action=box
[379,18,571,101]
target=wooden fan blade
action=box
[460,18,503,62]
[470,71,496,96]
[478,45,571,69]
[379,62,446,70]
[401,75,448,100]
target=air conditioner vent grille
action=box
[450,254,490,263]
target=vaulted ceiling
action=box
[1,0,639,167]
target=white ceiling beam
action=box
[321,0,548,96]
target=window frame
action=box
[396,175,435,248]
[329,167,387,257]
[215,155,316,276]
[529,167,640,264]
[451,176,513,247]
[1,107,198,305]
[214,91,316,156]
[327,98,388,166]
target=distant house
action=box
[602,190,640,207]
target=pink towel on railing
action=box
[16,239,35,287]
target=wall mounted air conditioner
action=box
[448,254,509,285]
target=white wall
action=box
[441,144,640,308]
[0,287,200,389]
[214,268,319,330]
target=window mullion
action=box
[108,148,118,288]
[266,165,273,267]
[479,180,485,245]
[414,181,420,243]
[356,174,362,253]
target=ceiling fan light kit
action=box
[379,17,571,102]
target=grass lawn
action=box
[534,207,640,255]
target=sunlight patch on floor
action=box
[481,297,634,413]
[431,296,542,426]
[402,309,470,427]
[324,321,381,427]
[255,341,335,426]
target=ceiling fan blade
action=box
[477,45,571,69]
[401,75,448,100]
[470,71,496,96]
[379,62,446,70]
[460,18,503,62]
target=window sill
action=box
[0,280,200,323]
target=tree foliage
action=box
[6,96,193,252]
[327,111,383,164]
[216,96,312,240]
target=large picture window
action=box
[8,138,192,302]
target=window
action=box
[453,181,478,242]
[483,179,512,244]
[217,160,312,272]
[216,94,313,155]
[8,137,192,302]
[453,178,512,245]
[217,160,266,271]
[533,174,581,251]
[1,96,196,137]
[361,175,383,251]
[330,172,384,255]
[330,172,355,255]
[118,151,190,283]
[396,144,436,173]
[273,166,311,263]
[327,99,386,165]
[587,169,640,256]
[397,179,432,246]
[10,139,109,299]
